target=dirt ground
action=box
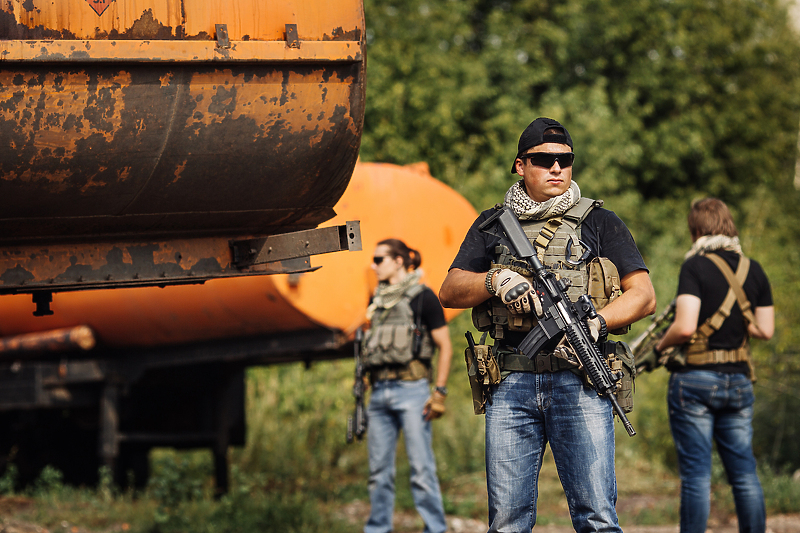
[2,498,799,532]
[337,500,800,533]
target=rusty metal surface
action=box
[0,60,364,244]
[0,39,362,62]
[0,326,96,359]
[0,0,364,42]
[0,0,366,292]
[232,221,361,267]
[0,222,360,295]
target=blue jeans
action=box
[365,379,446,533]
[485,371,621,533]
[668,370,765,533]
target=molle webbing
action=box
[362,283,434,368]
[474,198,605,341]
[686,345,750,366]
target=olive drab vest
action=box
[472,198,624,341]
[362,283,435,368]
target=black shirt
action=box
[449,204,649,349]
[410,286,448,331]
[449,206,648,278]
[676,250,772,363]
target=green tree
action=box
[360,0,800,471]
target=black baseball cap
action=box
[511,117,573,174]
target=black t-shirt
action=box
[449,205,648,348]
[449,206,648,278]
[410,286,448,331]
[675,251,772,373]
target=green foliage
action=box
[361,0,800,214]
[361,0,800,474]
[30,465,65,498]
[147,451,212,529]
[0,462,17,495]
[759,465,800,515]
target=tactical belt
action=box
[497,350,578,373]
[369,359,431,382]
[685,346,750,366]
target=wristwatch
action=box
[434,386,448,396]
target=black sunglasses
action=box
[519,152,575,168]
[373,256,390,265]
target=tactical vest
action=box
[362,283,435,368]
[472,198,624,341]
[465,199,635,415]
[678,252,756,378]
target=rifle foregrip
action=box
[565,326,636,437]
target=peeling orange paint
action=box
[0,0,366,293]
[1,0,362,42]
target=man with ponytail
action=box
[361,238,452,533]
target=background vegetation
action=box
[359,0,800,473]
[3,0,800,531]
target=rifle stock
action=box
[479,206,636,436]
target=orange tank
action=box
[0,161,477,348]
[0,0,365,294]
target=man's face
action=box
[514,142,573,203]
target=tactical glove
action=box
[493,269,543,316]
[586,317,602,342]
[423,390,446,421]
[553,336,579,366]
[636,348,658,374]
[553,317,602,366]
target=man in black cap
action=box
[440,117,656,532]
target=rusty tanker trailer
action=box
[0,0,477,490]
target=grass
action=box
[2,331,800,532]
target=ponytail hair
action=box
[377,238,421,271]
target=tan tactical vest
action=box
[363,283,435,368]
[472,198,624,340]
[465,199,635,415]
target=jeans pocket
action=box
[671,373,718,415]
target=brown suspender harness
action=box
[682,253,759,379]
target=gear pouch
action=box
[464,342,501,415]
[607,340,635,414]
[588,257,629,335]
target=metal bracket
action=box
[32,291,54,317]
[215,24,230,49]
[285,24,300,49]
[230,221,361,269]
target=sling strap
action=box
[685,253,759,375]
[697,253,755,338]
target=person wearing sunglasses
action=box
[361,238,452,533]
[439,117,656,533]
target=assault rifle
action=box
[630,299,676,374]
[346,328,368,443]
[479,206,636,436]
